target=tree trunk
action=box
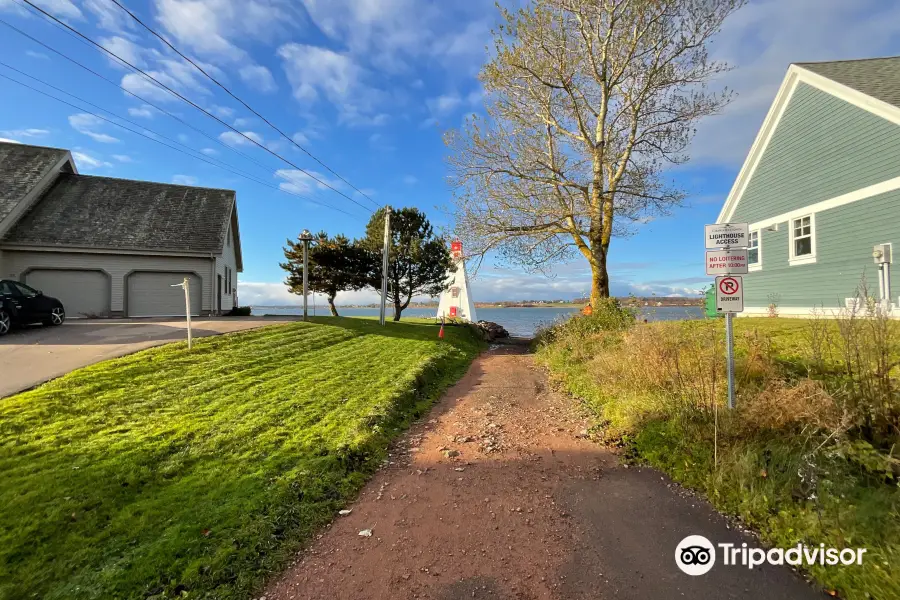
[327,295,339,317]
[589,245,610,307]
[393,299,402,321]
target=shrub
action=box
[226,306,252,316]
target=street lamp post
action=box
[299,229,313,321]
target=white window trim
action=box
[748,229,762,272]
[789,213,816,266]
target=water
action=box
[252,305,704,338]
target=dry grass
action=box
[535,303,900,600]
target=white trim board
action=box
[717,64,900,224]
[747,174,900,231]
[737,306,900,319]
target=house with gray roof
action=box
[0,141,242,317]
[716,56,900,316]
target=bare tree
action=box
[446,0,743,305]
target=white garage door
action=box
[25,269,109,318]
[127,272,202,317]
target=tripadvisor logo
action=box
[675,535,867,576]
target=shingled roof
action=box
[3,173,236,255]
[0,142,69,224]
[797,56,900,109]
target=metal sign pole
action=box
[725,311,734,408]
[379,206,391,326]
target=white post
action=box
[379,206,391,326]
[183,277,193,350]
[302,238,309,321]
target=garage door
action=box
[25,269,109,318]
[127,272,202,317]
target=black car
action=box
[0,280,66,336]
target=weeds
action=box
[535,297,900,600]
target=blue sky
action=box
[2,0,900,305]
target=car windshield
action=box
[0,281,15,295]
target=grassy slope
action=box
[0,318,482,600]
[537,317,898,600]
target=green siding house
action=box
[717,57,900,316]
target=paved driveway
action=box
[0,316,301,398]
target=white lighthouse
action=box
[437,240,478,323]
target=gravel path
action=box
[264,346,825,600]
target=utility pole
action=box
[379,206,391,326]
[300,229,313,321]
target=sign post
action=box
[171,278,192,350]
[706,223,749,409]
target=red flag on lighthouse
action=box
[439,316,445,339]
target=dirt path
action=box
[265,347,825,600]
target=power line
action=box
[18,0,375,214]
[107,0,381,210]
[0,67,365,219]
[0,16,280,179]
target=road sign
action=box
[715,276,744,313]
[705,223,749,249]
[706,249,749,275]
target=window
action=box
[789,214,816,265]
[748,231,760,268]
[225,267,230,294]
[13,282,38,297]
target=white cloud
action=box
[68,113,119,143]
[211,104,235,119]
[84,0,135,32]
[20,0,83,21]
[233,117,255,128]
[72,151,112,170]
[690,0,900,166]
[128,105,155,118]
[238,282,389,307]
[172,174,198,185]
[274,168,342,195]
[296,0,491,75]
[402,174,418,185]
[153,0,300,71]
[426,93,462,115]
[237,274,703,307]
[120,58,212,103]
[239,64,277,93]
[99,36,145,68]
[25,50,49,60]
[0,128,49,139]
[219,130,264,146]
[112,154,133,162]
[291,131,309,145]
[277,43,388,126]
[200,147,218,155]
[0,137,22,144]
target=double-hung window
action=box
[748,230,760,270]
[789,214,816,265]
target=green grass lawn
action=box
[0,318,482,600]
